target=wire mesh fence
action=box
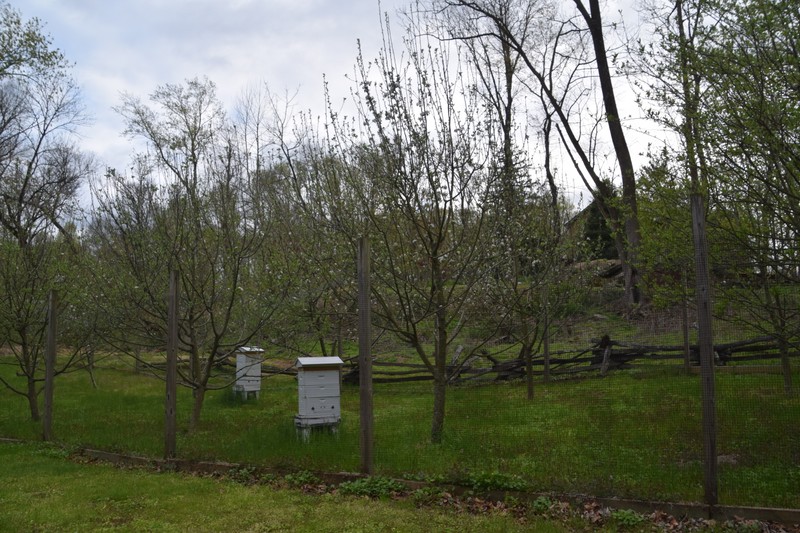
[359,259,799,509]
[0,252,797,513]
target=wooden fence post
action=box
[42,290,57,441]
[165,270,178,459]
[525,343,534,400]
[599,343,612,376]
[358,237,374,475]
[691,193,718,509]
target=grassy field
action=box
[0,441,573,532]
[0,355,797,509]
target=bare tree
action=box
[91,78,285,429]
[435,0,585,398]
[314,15,497,443]
[437,0,644,306]
[0,3,92,420]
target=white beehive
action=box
[233,346,264,399]
[294,356,344,436]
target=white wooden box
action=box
[295,356,343,426]
[233,346,264,398]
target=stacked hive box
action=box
[233,346,264,399]
[294,356,343,440]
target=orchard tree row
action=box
[1,0,797,440]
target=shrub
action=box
[283,470,320,487]
[464,471,529,492]
[338,476,406,498]
[610,508,647,529]
[228,466,257,484]
[531,496,553,515]
[411,486,446,506]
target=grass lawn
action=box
[0,441,571,532]
[0,356,797,509]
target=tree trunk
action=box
[134,345,143,374]
[779,337,794,398]
[189,351,212,431]
[431,259,448,444]
[27,376,40,422]
[576,0,642,306]
[613,231,637,308]
[190,384,206,431]
[431,367,447,444]
[543,292,551,383]
[682,269,692,374]
[336,319,344,359]
[763,282,794,398]
[190,334,200,399]
[522,343,534,400]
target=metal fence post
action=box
[43,290,57,441]
[165,270,178,459]
[691,193,718,508]
[358,237,374,475]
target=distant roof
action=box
[295,356,344,368]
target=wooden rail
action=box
[337,336,798,385]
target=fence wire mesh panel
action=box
[1,243,798,513]
[709,257,800,508]
[369,299,706,503]
[363,258,799,509]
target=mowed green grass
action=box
[0,357,797,508]
[0,441,566,533]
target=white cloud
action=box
[15,0,405,171]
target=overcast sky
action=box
[14,0,652,210]
[16,0,407,172]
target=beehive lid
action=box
[237,346,264,355]
[295,356,344,370]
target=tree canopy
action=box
[1,0,798,428]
